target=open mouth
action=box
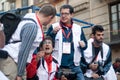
[45,47,50,50]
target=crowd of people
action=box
[0,3,119,80]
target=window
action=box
[21,0,28,15]
[2,2,4,11]
[10,2,15,10]
[109,2,120,42]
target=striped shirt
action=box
[17,23,38,76]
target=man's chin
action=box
[61,20,67,23]
[45,51,52,54]
[43,24,47,26]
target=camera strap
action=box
[91,43,103,63]
[100,46,103,59]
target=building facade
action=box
[0,0,120,61]
[35,0,120,62]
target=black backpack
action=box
[0,13,36,59]
[0,13,21,44]
[0,13,36,45]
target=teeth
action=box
[46,47,49,49]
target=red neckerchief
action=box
[36,14,44,40]
[60,20,73,28]
[60,20,73,39]
[44,54,52,73]
[113,63,120,68]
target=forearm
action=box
[103,49,112,75]
[80,28,87,50]
[0,24,5,48]
[0,31,5,48]
[97,49,112,75]
[26,55,38,78]
[46,25,56,40]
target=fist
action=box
[89,63,98,71]
[79,41,85,48]
[36,51,45,61]
[53,26,61,34]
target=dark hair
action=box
[60,4,74,14]
[92,25,104,35]
[115,58,120,63]
[39,4,56,17]
[37,36,54,51]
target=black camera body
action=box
[94,61,104,74]
[56,68,76,80]
[98,61,104,74]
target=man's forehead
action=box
[96,31,103,34]
[61,8,69,12]
[43,40,52,43]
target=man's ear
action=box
[71,13,73,17]
[48,15,54,19]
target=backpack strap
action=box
[100,46,103,59]
[22,18,37,24]
[91,43,103,63]
[91,43,100,63]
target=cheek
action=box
[49,49,53,52]
[46,20,49,24]
[45,19,51,24]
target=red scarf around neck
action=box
[60,20,73,28]
[44,55,53,73]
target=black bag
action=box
[0,13,36,59]
[27,75,39,80]
[56,68,76,80]
[85,76,104,80]
[0,13,36,44]
[0,13,22,44]
[0,50,8,58]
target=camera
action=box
[93,61,104,74]
[55,68,76,80]
[98,61,104,74]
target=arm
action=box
[80,55,90,74]
[0,25,5,48]
[17,23,37,78]
[80,48,90,74]
[26,54,38,78]
[102,48,112,75]
[97,48,112,76]
[79,28,87,50]
[26,50,45,79]
[46,25,56,40]
[46,25,61,41]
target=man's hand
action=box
[79,40,85,48]
[36,51,45,61]
[61,75,68,80]
[92,73,100,79]
[89,63,98,71]
[53,26,61,34]
[16,76,22,80]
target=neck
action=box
[36,13,44,25]
[93,40,102,47]
[61,20,72,28]
[65,20,72,25]
[44,54,51,58]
